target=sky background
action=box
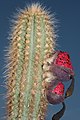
[0,0,80,120]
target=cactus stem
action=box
[6,3,56,120]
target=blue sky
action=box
[0,0,80,120]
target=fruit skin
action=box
[46,80,64,104]
[5,3,56,120]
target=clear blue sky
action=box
[0,0,80,120]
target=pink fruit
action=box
[46,80,64,104]
[50,51,74,81]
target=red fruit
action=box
[50,51,74,81]
[46,81,64,104]
[55,51,73,70]
[52,82,64,95]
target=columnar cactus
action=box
[6,4,56,120]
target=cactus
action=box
[6,3,56,120]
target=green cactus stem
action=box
[6,3,56,120]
